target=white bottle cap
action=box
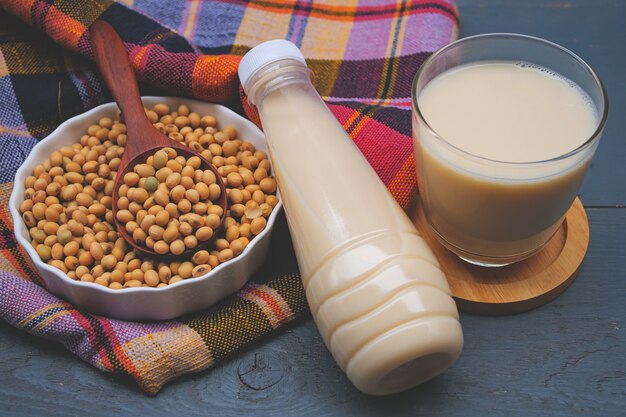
[238,39,306,94]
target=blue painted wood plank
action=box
[1,207,624,417]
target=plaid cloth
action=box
[0,0,458,395]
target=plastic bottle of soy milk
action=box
[238,40,463,395]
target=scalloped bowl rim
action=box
[9,96,281,305]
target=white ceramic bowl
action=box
[9,96,281,321]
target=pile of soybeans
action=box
[19,103,278,289]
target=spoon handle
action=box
[89,20,167,159]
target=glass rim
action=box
[411,32,609,166]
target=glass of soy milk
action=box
[411,33,608,266]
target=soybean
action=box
[20,101,278,290]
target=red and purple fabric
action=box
[0,0,458,394]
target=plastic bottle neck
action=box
[243,59,312,107]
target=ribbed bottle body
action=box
[247,57,463,395]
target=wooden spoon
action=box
[89,20,226,257]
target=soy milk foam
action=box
[414,61,599,259]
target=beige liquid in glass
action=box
[413,61,599,263]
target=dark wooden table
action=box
[1,1,624,416]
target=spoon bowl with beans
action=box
[89,21,227,257]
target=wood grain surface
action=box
[90,20,227,257]
[1,1,625,416]
[412,198,590,315]
[1,208,624,417]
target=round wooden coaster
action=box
[410,197,589,315]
